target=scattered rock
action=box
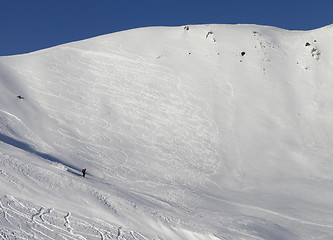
[252,31,260,37]
[241,52,246,56]
[311,48,321,60]
[305,42,311,47]
[206,31,213,38]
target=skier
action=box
[82,168,86,178]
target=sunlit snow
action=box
[1,24,333,239]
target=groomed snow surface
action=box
[1,24,333,239]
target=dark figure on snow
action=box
[17,95,24,99]
[82,168,86,178]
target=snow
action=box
[1,23,333,239]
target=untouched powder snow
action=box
[1,24,333,239]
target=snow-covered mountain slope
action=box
[1,24,333,239]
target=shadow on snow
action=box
[0,133,81,176]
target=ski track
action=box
[14,44,222,199]
[1,26,333,239]
[0,195,153,240]
[0,152,212,239]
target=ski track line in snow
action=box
[0,194,153,240]
[31,207,44,222]
[64,212,73,234]
[0,109,23,123]
[14,44,223,194]
[243,204,333,229]
[116,227,122,240]
[200,190,333,229]
[0,201,11,226]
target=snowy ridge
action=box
[0,24,333,239]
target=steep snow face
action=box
[1,24,333,239]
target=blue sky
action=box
[1,0,333,56]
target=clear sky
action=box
[1,0,333,56]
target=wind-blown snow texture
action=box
[1,24,333,239]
